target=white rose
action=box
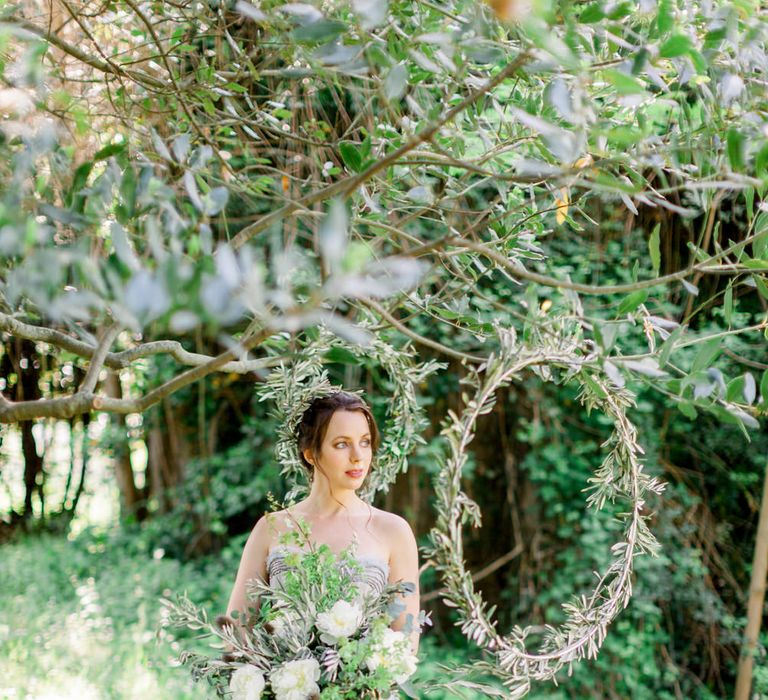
[315,600,363,644]
[270,657,321,700]
[365,629,418,684]
[229,664,266,700]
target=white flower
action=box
[379,628,406,650]
[315,600,363,644]
[229,664,266,700]
[365,629,418,685]
[270,658,321,700]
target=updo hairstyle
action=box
[296,391,380,481]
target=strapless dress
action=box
[266,544,390,598]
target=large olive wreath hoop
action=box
[424,321,666,697]
[256,323,446,503]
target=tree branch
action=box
[78,323,121,394]
[5,15,168,90]
[0,326,273,422]
[446,229,768,295]
[0,313,283,373]
[359,298,486,364]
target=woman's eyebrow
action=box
[332,433,371,439]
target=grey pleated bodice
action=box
[266,545,390,598]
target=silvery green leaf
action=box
[110,222,140,271]
[386,599,406,618]
[313,42,359,66]
[183,170,204,211]
[169,310,199,333]
[384,63,408,101]
[542,130,582,163]
[201,277,245,324]
[603,360,625,388]
[545,78,573,121]
[319,199,348,274]
[620,358,667,377]
[406,185,432,203]
[150,128,173,161]
[509,106,559,136]
[202,186,229,216]
[514,158,562,177]
[279,3,323,23]
[728,408,759,429]
[707,367,726,396]
[408,49,441,73]
[682,279,699,296]
[743,372,756,404]
[352,0,388,29]
[620,193,639,215]
[327,257,428,299]
[315,311,373,346]
[417,32,452,46]
[241,260,266,313]
[434,50,457,72]
[145,216,166,262]
[719,73,744,105]
[199,223,213,256]
[190,144,213,170]
[235,0,267,21]
[693,380,714,399]
[125,269,171,323]
[172,133,190,163]
[647,316,679,331]
[215,243,240,288]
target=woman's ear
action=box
[302,448,314,466]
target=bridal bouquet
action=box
[160,519,429,699]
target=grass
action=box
[0,527,490,700]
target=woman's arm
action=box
[386,514,421,655]
[224,515,271,645]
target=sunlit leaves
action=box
[658,34,693,59]
[648,224,661,276]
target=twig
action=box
[359,298,486,364]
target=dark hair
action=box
[296,391,380,481]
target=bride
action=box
[225,390,421,655]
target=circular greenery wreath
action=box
[257,323,446,503]
[424,321,666,698]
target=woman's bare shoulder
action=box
[368,507,414,538]
[251,509,294,546]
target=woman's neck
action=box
[298,480,367,518]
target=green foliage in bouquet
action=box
[160,515,429,700]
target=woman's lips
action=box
[345,469,364,478]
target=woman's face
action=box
[306,409,373,490]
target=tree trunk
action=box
[20,419,43,519]
[4,338,45,521]
[734,458,768,700]
[104,371,144,520]
[69,413,90,517]
[146,396,189,513]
